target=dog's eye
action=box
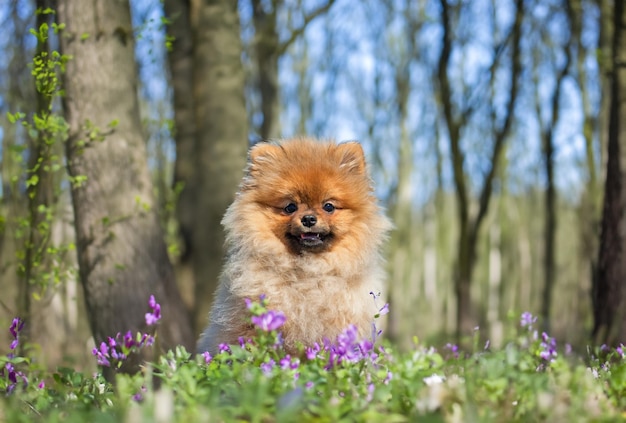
[284,203,298,214]
[322,203,335,213]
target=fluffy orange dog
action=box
[197,137,391,354]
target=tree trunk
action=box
[569,0,601,339]
[58,0,194,374]
[541,127,557,332]
[437,0,523,340]
[251,0,281,140]
[537,12,571,332]
[163,0,197,313]
[594,0,626,345]
[190,0,249,335]
[388,68,414,347]
[18,3,57,347]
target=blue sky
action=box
[0,0,601,206]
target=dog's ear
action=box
[248,142,281,169]
[337,141,366,175]
[240,142,280,189]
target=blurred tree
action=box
[570,0,602,338]
[0,1,93,371]
[162,0,196,315]
[58,0,194,376]
[250,0,335,140]
[386,0,422,347]
[164,0,337,335]
[164,0,249,336]
[1,1,37,329]
[532,1,572,332]
[17,2,59,345]
[436,0,524,339]
[594,0,625,346]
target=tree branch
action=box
[437,0,469,223]
[277,0,336,56]
[471,0,524,242]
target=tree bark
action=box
[594,0,626,345]
[189,0,249,334]
[163,0,197,313]
[58,0,194,374]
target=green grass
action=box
[1,304,624,422]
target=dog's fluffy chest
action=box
[229,257,381,348]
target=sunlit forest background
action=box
[0,0,619,372]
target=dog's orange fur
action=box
[197,137,391,354]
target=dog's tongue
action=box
[300,233,320,240]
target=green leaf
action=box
[26,175,39,187]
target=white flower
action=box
[423,374,446,386]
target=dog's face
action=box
[270,187,342,254]
[232,139,378,256]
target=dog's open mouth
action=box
[300,232,323,246]
[288,231,331,249]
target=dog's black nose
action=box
[301,215,317,227]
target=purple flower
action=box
[383,371,393,385]
[306,343,321,360]
[9,318,24,339]
[305,381,314,389]
[132,386,147,402]
[144,335,155,347]
[358,339,374,356]
[323,324,382,368]
[8,318,24,351]
[145,295,162,326]
[218,343,231,354]
[5,363,16,383]
[99,341,109,356]
[538,332,557,362]
[261,359,275,375]
[251,310,286,332]
[93,342,112,367]
[145,313,159,326]
[445,343,459,358]
[202,351,212,364]
[378,303,389,316]
[279,355,300,370]
[337,324,359,347]
[520,312,537,328]
[3,362,28,394]
[123,331,135,349]
[366,383,375,402]
[38,380,45,389]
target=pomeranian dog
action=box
[197,137,391,354]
